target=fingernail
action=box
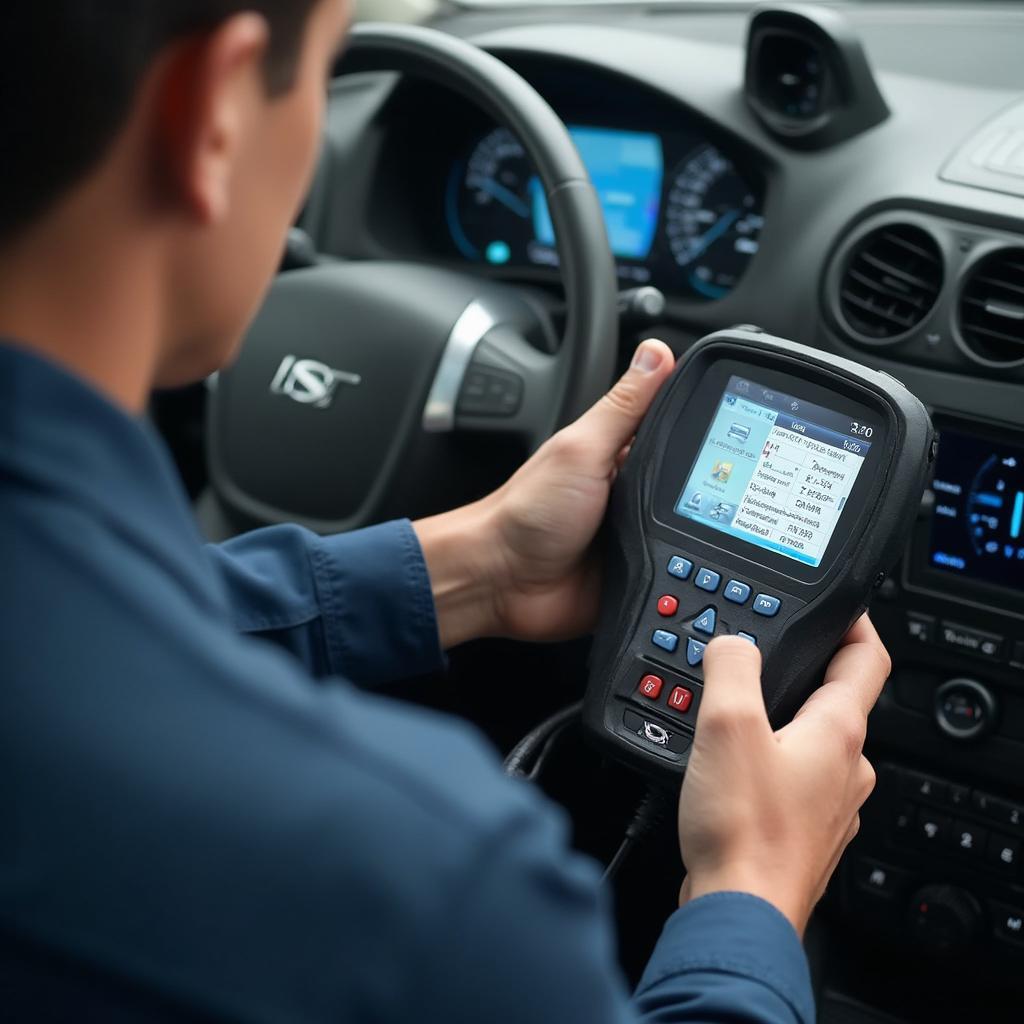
[631,341,662,373]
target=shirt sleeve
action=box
[204,519,444,686]
[415,795,815,1024]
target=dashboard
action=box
[304,3,1024,1014]
[447,122,763,300]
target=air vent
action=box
[957,248,1024,367]
[838,224,943,341]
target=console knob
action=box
[934,678,997,741]
[907,884,981,954]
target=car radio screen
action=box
[927,426,1024,590]
[674,376,871,566]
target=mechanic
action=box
[0,2,886,1022]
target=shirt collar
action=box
[0,340,228,615]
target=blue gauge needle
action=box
[473,177,530,219]
[688,209,740,261]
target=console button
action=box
[692,607,717,636]
[667,686,693,713]
[752,593,781,617]
[947,784,971,811]
[694,567,720,593]
[916,808,951,847]
[905,612,935,645]
[855,858,910,899]
[935,678,996,740]
[902,771,948,804]
[893,802,915,838]
[938,621,1004,660]
[686,637,706,667]
[657,595,679,617]
[973,792,1024,833]
[667,556,693,580]
[952,819,987,859]
[991,901,1024,946]
[736,631,757,645]
[637,674,664,700]
[651,629,679,653]
[987,833,1020,873]
[723,580,751,604]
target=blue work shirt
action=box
[0,342,815,1023]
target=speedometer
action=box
[664,144,764,300]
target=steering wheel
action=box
[206,24,618,534]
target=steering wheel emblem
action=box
[269,355,361,410]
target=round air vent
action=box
[956,248,1024,367]
[837,224,943,342]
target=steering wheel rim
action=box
[205,24,619,535]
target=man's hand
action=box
[414,339,675,648]
[677,617,890,937]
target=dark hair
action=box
[0,2,322,242]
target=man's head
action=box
[0,1,351,396]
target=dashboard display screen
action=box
[531,127,663,259]
[928,426,1024,591]
[674,376,872,567]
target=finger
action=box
[694,635,770,746]
[564,339,675,466]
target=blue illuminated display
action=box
[675,376,870,567]
[531,126,663,260]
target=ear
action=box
[156,13,270,225]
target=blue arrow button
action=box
[686,637,706,666]
[692,607,717,636]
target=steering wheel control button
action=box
[988,833,1020,872]
[752,593,781,617]
[938,621,1004,660]
[723,580,751,604]
[935,678,997,740]
[686,637,706,667]
[651,629,679,654]
[694,568,721,593]
[667,686,693,713]
[736,631,758,645]
[692,607,717,636]
[622,709,690,755]
[457,366,524,417]
[657,595,679,617]
[637,674,664,700]
[916,808,951,847]
[667,556,693,580]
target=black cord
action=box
[602,785,673,884]
[503,701,583,779]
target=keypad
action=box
[637,674,664,700]
[666,556,693,580]
[694,567,721,593]
[692,607,716,635]
[737,631,758,645]
[651,629,678,653]
[753,593,781,617]
[686,637,706,666]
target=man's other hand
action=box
[414,339,675,649]
[677,616,891,937]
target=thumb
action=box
[569,338,675,464]
[694,636,770,745]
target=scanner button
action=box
[723,580,751,604]
[651,629,679,653]
[668,686,693,713]
[667,556,693,580]
[637,674,664,700]
[694,568,721,593]
[686,637,706,666]
[736,631,758,646]
[692,607,717,636]
[752,594,781,617]
[657,595,679,617]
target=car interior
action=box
[149,1,1024,1020]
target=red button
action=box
[668,686,693,713]
[638,674,664,700]
[657,595,679,617]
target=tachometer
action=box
[447,127,537,266]
[664,144,763,300]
